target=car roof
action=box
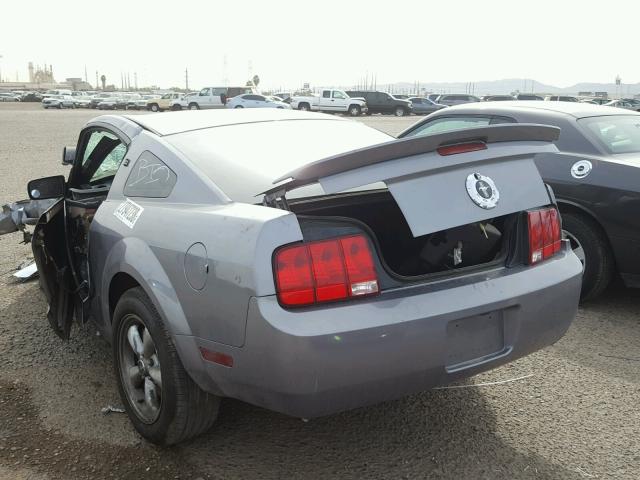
[434,100,636,119]
[123,109,344,136]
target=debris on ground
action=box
[101,405,126,415]
[13,261,38,281]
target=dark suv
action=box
[346,90,412,116]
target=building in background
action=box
[0,62,92,91]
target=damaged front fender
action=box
[0,198,58,236]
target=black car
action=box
[20,92,43,102]
[399,101,640,300]
[346,90,412,116]
[515,94,544,101]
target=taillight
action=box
[527,207,562,265]
[437,141,487,156]
[274,234,379,307]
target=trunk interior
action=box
[289,190,515,278]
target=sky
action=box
[1,0,639,91]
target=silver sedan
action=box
[226,93,291,109]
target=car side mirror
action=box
[62,146,76,165]
[27,175,66,200]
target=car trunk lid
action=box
[263,123,560,237]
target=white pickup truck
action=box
[184,86,256,110]
[290,89,367,116]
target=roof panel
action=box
[123,109,340,136]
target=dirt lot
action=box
[0,103,638,480]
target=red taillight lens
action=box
[274,245,314,306]
[340,235,379,296]
[528,207,562,265]
[437,141,487,156]
[274,234,379,307]
[308,240,348,302]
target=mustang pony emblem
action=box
[466,173,500,209]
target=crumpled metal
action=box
[0,198,57,235]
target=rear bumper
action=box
[175,245,582,418]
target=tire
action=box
[188,103,200,110]
[150,103,159,112]
[57,104,62,109]
[113,287,220,445]
[348,104,361,116]
[171,104,182,111]
[298,103,310,111]
[394,106,406,117]
[234,105,244,109]
[561,212,614,301]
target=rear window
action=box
[404,116,515,137]
[166,119,392,203]
[579,115,640,154]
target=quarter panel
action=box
[93,196,302,347]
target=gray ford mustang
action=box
[0,109,582,444]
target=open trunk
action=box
[265,124,562,283]
[290,190,516,278]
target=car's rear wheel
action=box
[113,287,220,445]
[150,103,159,112]
[171,104,182,111]
[298,103,310,111]
[394,106,406,117]
[189,103,199,110]
[348,104,361,116]
[561,212,614,301]
[234,105,243,108]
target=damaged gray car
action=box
[0,109,582,445]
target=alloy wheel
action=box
[118,314,162,424]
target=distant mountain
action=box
[351,78,640,97]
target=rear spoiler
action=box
[263,124,559,198]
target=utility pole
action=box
[134,72,138,90]
[95,71,99,90]
[185,67,189,91]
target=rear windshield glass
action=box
[579,115,640,154]
[166,119,391,203]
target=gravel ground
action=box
[0,103,638,480]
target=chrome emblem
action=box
[571,160,592,179]
[466,173,499,209]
